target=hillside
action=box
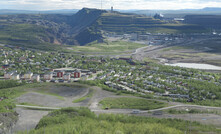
[0,8,106,48]
[0,8,209,50]
[94,13,206,34]
[184,15,221,30]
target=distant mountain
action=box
[0,8,106,48]
[0,9,79,15]
[202,7,221,11]
[119,7,221,18]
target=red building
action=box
[2,65,9,70]
[73,71,81,78]
[57,71,64,78]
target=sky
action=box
[1,0,221,10]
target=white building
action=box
[32,74,40,82]
[44,73,53,80]
[11,74,20,80]
[24,72,33,79]
[4,72,13,79]
[63,73,71,81]
[4,71,16,79]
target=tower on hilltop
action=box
[111,6,113,13]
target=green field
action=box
[99,97,167,110]
[17,107,221,134]
[69,41,145,53]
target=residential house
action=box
[63,73,71,81]
[73,71,81,78]
[2,65,9,70]
[24,72,33,80]
[57,71,64,78]
[11,73,20,80]
[19,56,26,62]
[44,73,53,80]
[4,71,15,79]
[32,74,40,82]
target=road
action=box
[14,85,221,131]
[16,104,221,114]
[132,37,213,62]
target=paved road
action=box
[16,104,221,114]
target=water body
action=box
[165,63,221,70]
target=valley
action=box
[0,6,221,134]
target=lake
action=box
[165,63,221,70]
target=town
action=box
[1,44,221,104]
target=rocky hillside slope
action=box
[0,8,209,50]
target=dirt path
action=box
[89,86,116,110]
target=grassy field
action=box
[17,107,221,134]
[161,46,194,52]
[17,102,43,107]
[99,97,167,110]
[69,41,145,53]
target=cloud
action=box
[1,0,221,10]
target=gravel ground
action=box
[16,85,90,107]
[13,85,90,133]
[12,108,49,133]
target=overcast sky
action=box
[1,0,221,10]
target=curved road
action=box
[16,104,221,114]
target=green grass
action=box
[99,97,167,110]
[72,90,94,103]
[17,107,221,134]
[162,46,193,52]
[143,57,159,63]
[70,41,145,53]
[17,102,42,107]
